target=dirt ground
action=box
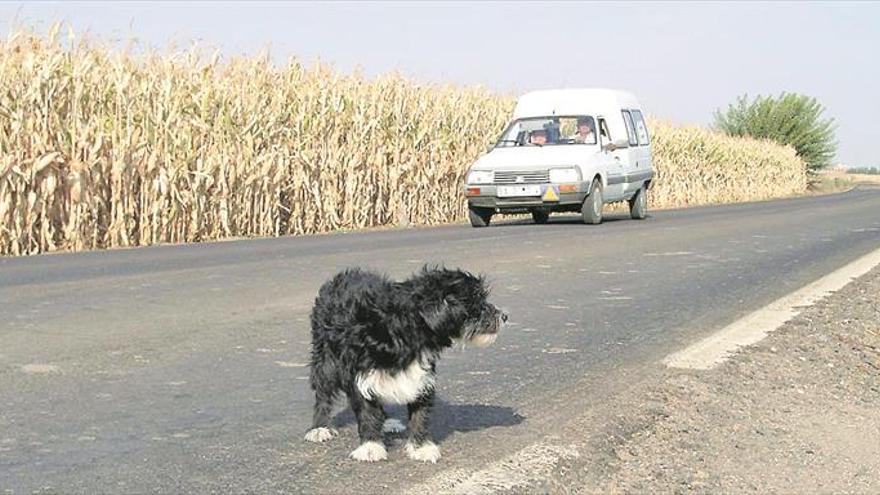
[533,265,880,494]
[812,170,880,194]
[846,173,880,185]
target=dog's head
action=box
[414,267,507,348]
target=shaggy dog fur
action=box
[304,266,506,463]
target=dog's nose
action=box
[501,313,509,323]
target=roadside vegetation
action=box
[847,167,880,175]
[809,172,854,194]
[714,92,837,173]
[1,27,806,255]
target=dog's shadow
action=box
[332,399,524,442]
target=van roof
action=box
[512,88,641,119]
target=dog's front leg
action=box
[304,365,339,443]
[348,391,388,462]
[405,391,441,463]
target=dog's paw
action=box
[304,427,337,443]
[349,441,388,462]
[405,440,441,463]
[382,418,407,434]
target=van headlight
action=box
[549,168,580,183]
[467,170,493,184]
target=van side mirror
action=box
[613,139,630,149]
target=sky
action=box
[2,1,878,167]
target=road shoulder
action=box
[549,265,880,493]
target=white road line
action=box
[405,443,579,495]
[643,251,694,257]
[664,245,880,370]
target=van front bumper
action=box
[465,182,590,212]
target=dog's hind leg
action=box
[347,391,388,462]
[405,391,441,463]
[304,362,338,443]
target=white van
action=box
[464,88,654,227]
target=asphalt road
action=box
[2,187,880,494]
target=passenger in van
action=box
[528,129,548,146]
[571,118,597,144]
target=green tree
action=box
[714,93,837,172]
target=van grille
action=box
[493,170,549,184]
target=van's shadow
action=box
[492,212,637,227]
[331,399,524,442]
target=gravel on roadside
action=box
[539,264,880,494]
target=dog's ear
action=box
[420,296,467,335]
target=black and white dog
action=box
[304,266,506,463]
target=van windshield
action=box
[495,116,598,147]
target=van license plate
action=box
[497,185,541,197]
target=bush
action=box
[714,93,837,173]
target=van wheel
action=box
[582,180,603,225]
[468,207,493,228]
[531,210,550,224]
[629,185,647,220]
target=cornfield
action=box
[0,28,807,256]
[647,120,807,207]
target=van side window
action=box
[631,110,650,146]
[621,110,638,146]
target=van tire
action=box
[532,210,550,224]
[629,185,647,220]
[469,207,493,228]
[582,180,603,225]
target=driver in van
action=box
[571,118,596,144]
[528,129,548,146]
